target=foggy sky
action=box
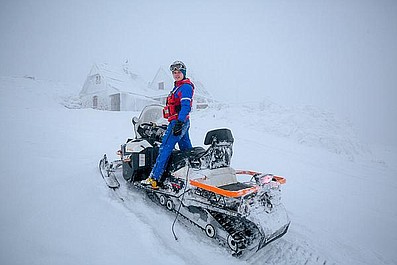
[1,0,396,147]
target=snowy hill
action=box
[1,76,396,265]
[194,100,373,162]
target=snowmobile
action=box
[99,104,290,255]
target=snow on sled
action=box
[99,104,290,255]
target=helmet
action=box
[169,61,186,72]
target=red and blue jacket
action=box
[163,79,194,122]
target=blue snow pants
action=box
[150,119,192,181]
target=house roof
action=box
[96,63,148,94]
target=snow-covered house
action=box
[80,63,157,111]
[80,63,213,112]
[148,66,214,109]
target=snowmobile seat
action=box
[190,168,259,198]
[172,146,206,162]
[197,167,238,187]
[167,146,206,172]
[218,182,252,191]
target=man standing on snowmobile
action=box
[141,61,194,189]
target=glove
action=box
[173,120,184,136]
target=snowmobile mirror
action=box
[132,116,139,125]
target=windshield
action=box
[138,104,168,125]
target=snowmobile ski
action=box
[99,154,120,189]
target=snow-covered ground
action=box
[1,76,396,265]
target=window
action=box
[158,82,164,90]
[95,75,101,84]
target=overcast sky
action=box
[1,0,396,147]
